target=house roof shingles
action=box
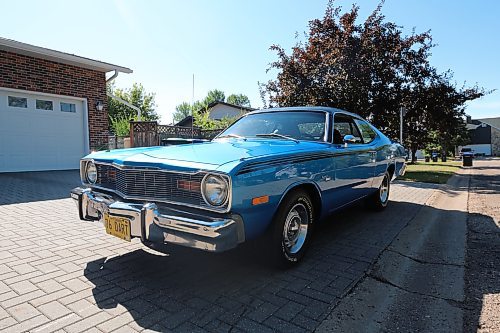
[478,117,500,131]
[0,37,132,73]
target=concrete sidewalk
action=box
[318,165,471,332]
[463,159,500,333]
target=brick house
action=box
[0,37,131,172]
[461,116,500,156]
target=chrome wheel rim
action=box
[380,175,389,203]
[283,203,309,254]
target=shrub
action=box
[110,116,136,136]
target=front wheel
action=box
[367,171,391,211]
[267,190,315,268]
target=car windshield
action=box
[216,111,327,142]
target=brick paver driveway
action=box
[0,171,437,332]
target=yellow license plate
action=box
[104,214,131,242]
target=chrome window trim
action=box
[324,111,330,142]
[80,159,232,214]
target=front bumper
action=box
[70,187,245,252]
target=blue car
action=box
[71,107,406,266]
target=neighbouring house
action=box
[459,116,500,156]
[176,101,255,127]
[0,37,132,172]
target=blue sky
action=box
[1,0,499,122]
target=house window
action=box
[36,99,53,111]
[8,96,27,108]
[60,102,76,113]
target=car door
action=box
[328,113,376,210]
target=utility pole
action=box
[191,74,194,139]
[400,107,406,144]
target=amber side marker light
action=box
[252,195,269,205]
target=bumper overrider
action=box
[70,187,245,252]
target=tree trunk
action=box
[410,143,418,164]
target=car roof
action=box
[246,106,363,119]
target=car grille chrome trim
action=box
[88,162,231,213]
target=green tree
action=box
[193,110,236,130]
[203,89,226,106]
[107,83,159,123]
[227,94,251,107]
[173,102,193,122]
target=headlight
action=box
[202,174,229,206]
[85,161,97,184]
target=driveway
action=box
[0,170,437,332]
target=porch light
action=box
[96,101,104,112]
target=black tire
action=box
[367,171,391,211]
[267,190,315,268]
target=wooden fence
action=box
[129,121,223,148]
[130,121,159,147]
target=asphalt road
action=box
[319,158,500,333]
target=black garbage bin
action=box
[441,155,447,162]
[425,156,430,162]
[463,154,473,167]
[432,155,438,162]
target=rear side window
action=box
[354,119,377,144]
[333,114,362,144]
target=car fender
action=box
[275,180,323,219]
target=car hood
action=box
[87,139,329,172]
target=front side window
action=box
[217,111,327,142]
[36,99,53,111]
[60,102,76,113]
[8,96,27,108]
[354,119,377,143]
[333,114,362,144]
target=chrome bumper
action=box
[70,187,245,252]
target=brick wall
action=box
[491,127,500,156]
[0,50,108,150]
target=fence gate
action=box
[130,121,158,147]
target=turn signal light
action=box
[252,195,269,205]
[177,180,201,192]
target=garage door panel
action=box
[0,89,87,172]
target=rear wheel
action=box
[267,190,315,268]
[368,171,390,211]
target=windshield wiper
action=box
[217,134,246,140]
[256,133,299,143]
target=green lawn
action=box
[400,160,462,184]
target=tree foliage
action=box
[193,111,236,130]
[227,94,251,107]
[173,102,192,122]
[204,89,226,105]
[260,0,486,161]
[108,83,159,124]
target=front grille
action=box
[95,164,209,208]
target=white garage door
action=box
[0,89,88,172]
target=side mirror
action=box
[343,135,357,144]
